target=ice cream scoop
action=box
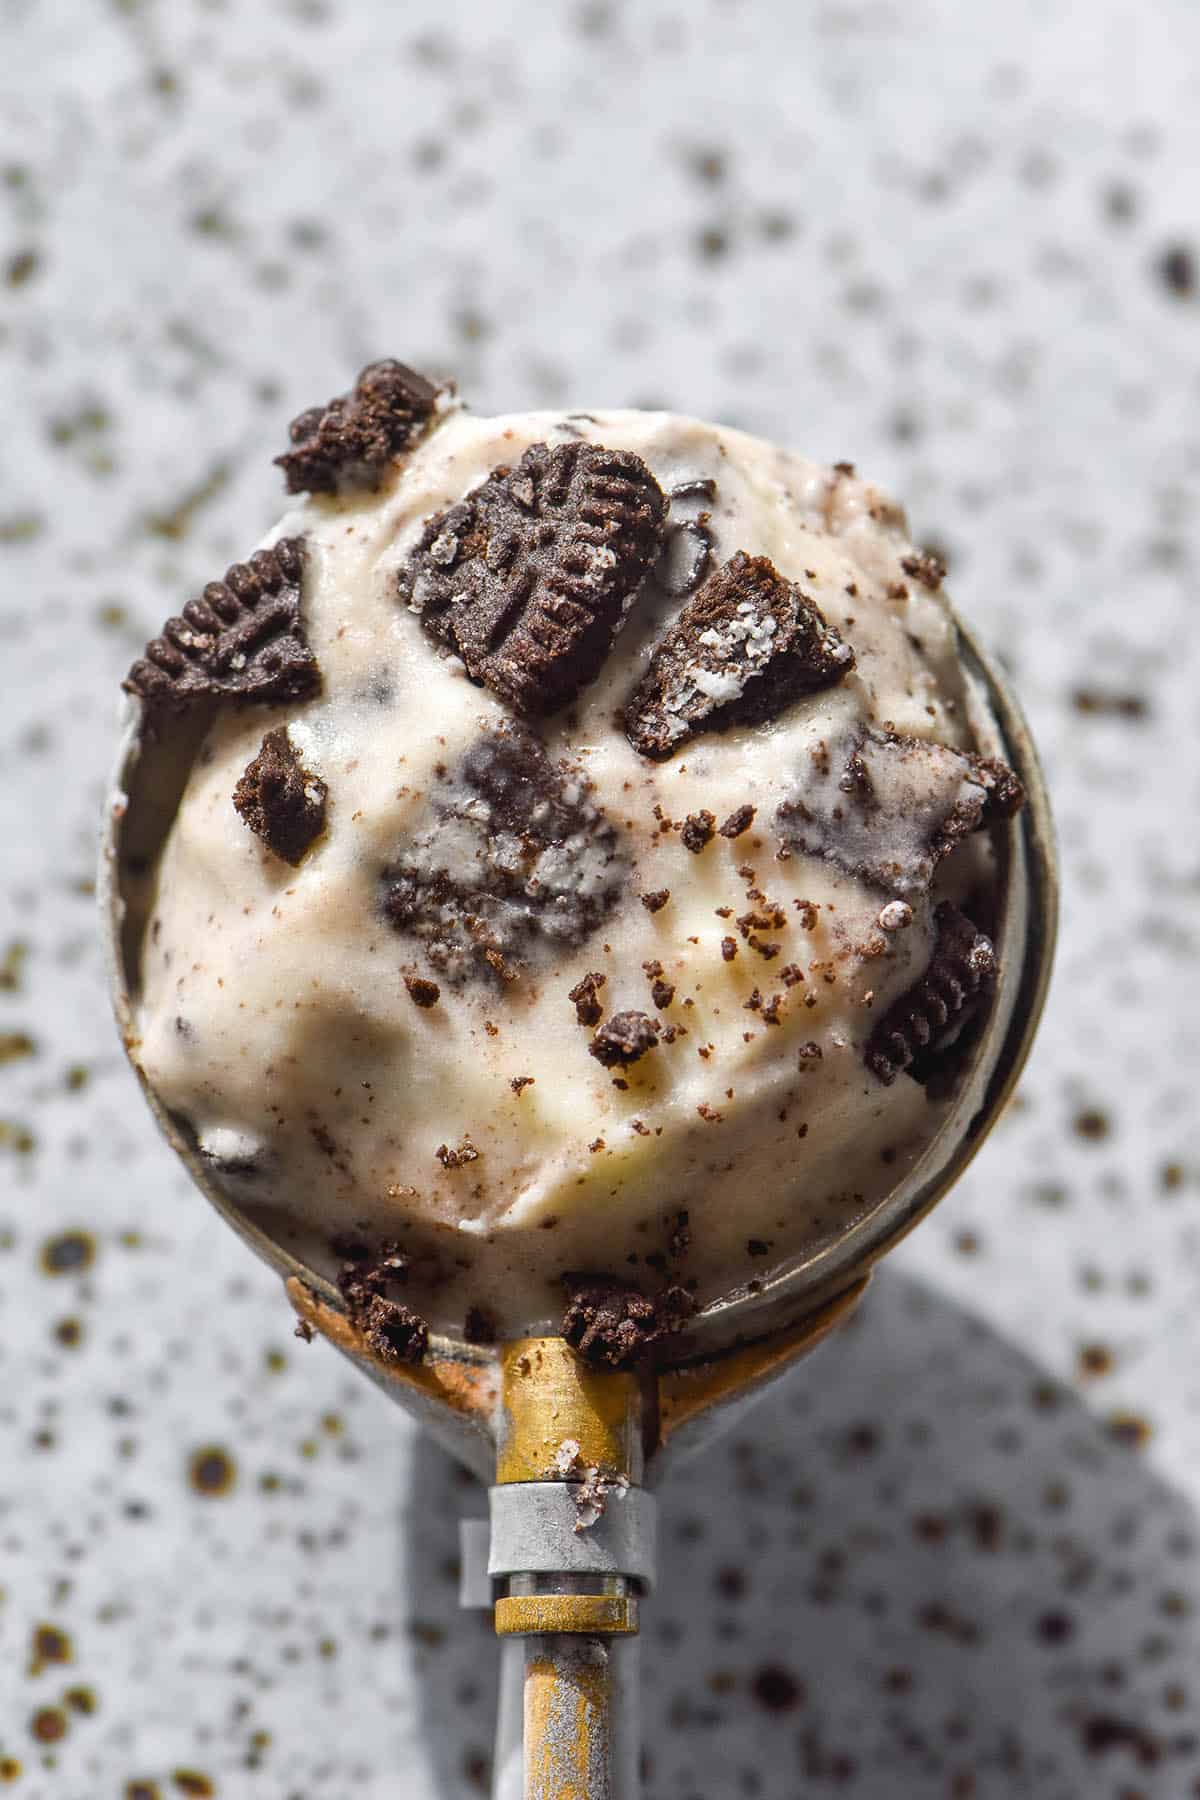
[112,369,1033,1357]
[103,363,1056,1796]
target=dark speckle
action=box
[752,1664,804,1714]
[29,1707,68,1744]
[1156,243,1195,298]
[40,1231,95,1276]
[6,248,39,287]
[1073,1108,1111,1142]
[172,1775,215,1798]
[188,1444,237,1497]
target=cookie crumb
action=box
[681,810,716,853]
[569,971,608,1026]
[233,728,327,865]
[404,975,441,1008]
[640,888,670,913]
[589,1011,659,1068]
[719,804,756,839]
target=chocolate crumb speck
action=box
[900,549,946,590]
[590,1011,659,1068]
[561,1275,697,1368]
[437,1140,479,1169]
[405,975,441,1008]
[510,1075,535,1095]
[569,971,608,1026]
[360,1294,429,1364]
[721,937,738,961]
[640,888,670,913]
[681,810,716,853]
[719,804,756,838]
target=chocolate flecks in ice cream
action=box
[561,1276,698,1369]
[381,720,628,985]
[119,390,1026,1339]
[625,551,854,759]
[275,360,443,496]
[398,440,667,715]
[865,902,999,1086]
[232,728,327,865]
[123,538,316,718]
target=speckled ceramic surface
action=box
[3,2,1198,1795]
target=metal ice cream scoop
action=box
[101,617,1055,1799]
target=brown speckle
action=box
[40,1231,95,1276]
[30,1707,68,1744]
[405,975,441,1008]
[188,1444,237,1497]
[640,888,670,913]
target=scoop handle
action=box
[493,1632,640,1798]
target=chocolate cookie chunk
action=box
[381,720,629,984]
[336,1242,429,1365]
[275,360,442,495]
[233,728,327,865]
[561,1276,698,1369]
[589,1011,659,1068]
[398,441,667,715]
[625,552,854,759]
[865,902,998,1085]
[124,538,317,718]
[775,727,1024,897]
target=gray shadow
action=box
[404,1271,1200,1798]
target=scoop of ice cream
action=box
[116,367,1023,1345]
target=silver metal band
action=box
[487,1482,658,1592]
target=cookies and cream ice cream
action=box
[114,362,1023,1351]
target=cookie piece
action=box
[275,360,442,495]
[398,440,667,715]
[864,902,998,1085]
[335,1242,429,1365]
[359,1295,430,1365]
[233,728,327,865]
[561,1276,698,1369]
[589,1010,659,1068]
[625,552,854,759]
[124,538,317,718]
[381,720,629,984]
[775,727,1024,897]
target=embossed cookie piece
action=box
[561,1275,698,1369]
[864,902,998,1085]
[124,538,317,717]
[381,720,629,984]
[774,728,1024,897]
[625,551,854,760]
[233,728,327,865]
[275,360,443,495]
[398,441,667,715]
